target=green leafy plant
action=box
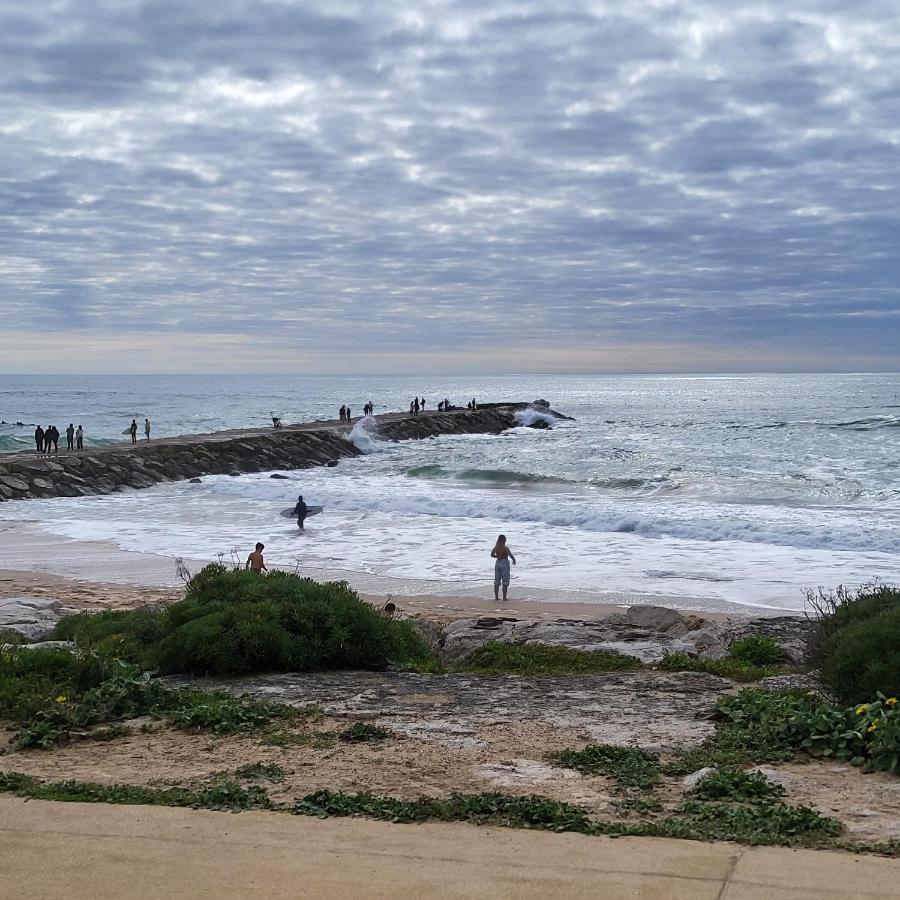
[728,636,783,666]
[659,651,792,683]
[689,767,784,802]
[550,744,660,792]
[232,762,286,783]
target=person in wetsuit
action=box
[292,494,308,530]
[34,425,44,454]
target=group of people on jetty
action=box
[34,423,82,454]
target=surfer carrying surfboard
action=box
[292,494,308,530]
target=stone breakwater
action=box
[0,403,558,502]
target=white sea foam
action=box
[346,416,383,453]
[514,408,558,428]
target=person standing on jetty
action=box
[292,494,308,531]
[245,542,267,573]
[491,534,517,601]
[339,405,346,422]
[144,418,151,441]
[48,425,59,454]
[34,425,44,454]
[129,419,137,444]
[66,423,75,451]
[75,424,84,450]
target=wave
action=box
[407,465,573,486]
[208,474,900,554]
[346,416,383,454]
[514,408,558,428]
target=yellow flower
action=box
[886,698,898,708]
[868,720,880,733]
[855,704,870,715]
[55,695,67,703]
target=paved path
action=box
[1,797,897,899]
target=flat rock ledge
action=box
[0,596,76,641]
[0,402,563,502]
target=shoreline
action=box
[0,522,780,623]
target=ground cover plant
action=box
[52,566,433,677]
[455,642,641,676]
[339,722,392,743]
[0,644,298,749]
[550,744,660,793]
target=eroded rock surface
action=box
[180,669,731,752]
[0,596,71,641]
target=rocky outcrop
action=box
[0,596,71,641]
[432,606,811,666]
[0,403,565,502]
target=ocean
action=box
[1,373,898,613]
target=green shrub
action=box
[52,567,434,677]
[690,767,785,802]
[821,607,900,704]
[728,636,783,666]
[0,628,25,646]
[457,642,641,676]
[162,690,295,734]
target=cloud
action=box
[0,0,898,372]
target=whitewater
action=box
[1,373,898,612]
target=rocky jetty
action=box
[0,402,563,502]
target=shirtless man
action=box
[245,542,268,573]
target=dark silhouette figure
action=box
[129,419,137,444]
[292,494,308,531]
[34,425,44,454]
[48,425,59,454]
[66,423,75,451]
[346,406,351,421]
[76,425,84,450]
[340,405,346,422]
[413,398,420,416]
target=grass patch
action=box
[659,651,794,683]
[0,628,25,646]
[550,744,660,792]
[456,642,641,676]
[339,722,392,743]
[0,772,272,812]
[689,767,785,802]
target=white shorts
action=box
[494,559,511,587]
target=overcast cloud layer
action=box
[1,0,899,373]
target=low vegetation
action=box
[0,644,297,750]
[456,642,641,676]
[338,722,392,743]
[52,566,433,677]
[659,636,794,682]
[550,744,660,793]
[806,583,900,704]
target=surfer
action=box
[292,494,308,530]
[490,534,517,602]
[245,542,268,573]
[129,419,137,444]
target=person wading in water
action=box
[490,534,517,601]
[292,494,308,531]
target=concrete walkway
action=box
[1,798,897,899]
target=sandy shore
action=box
[0,520,751,622]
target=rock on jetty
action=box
[0,402,566,502]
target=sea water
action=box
[1,373,898,612]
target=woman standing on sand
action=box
[491,534,517,601]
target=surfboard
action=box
[280,505,323,518]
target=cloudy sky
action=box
[1,0,898,374]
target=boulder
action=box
[0,596,65,641]
[624,605,684,631]
[681,767,718,793]
[269,473,289,479]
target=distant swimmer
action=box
[490,534,517,602]
[245,542,268,573]
[292,494,308,530]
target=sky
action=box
[1,1,899,374]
